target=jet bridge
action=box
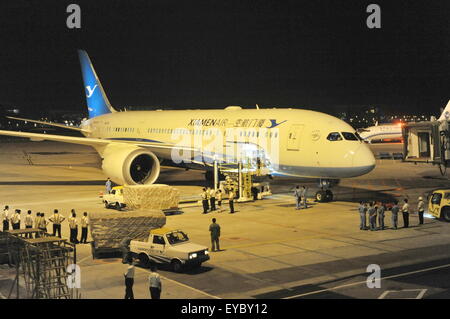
[403,119,450,175]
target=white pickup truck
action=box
[130,227,210,272]
[102,186,125,210]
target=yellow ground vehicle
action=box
[428,189,450,222]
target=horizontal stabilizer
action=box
[6,116,90,133]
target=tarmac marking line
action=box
[0,292,6,299]
[78,255,92,265]
[284,262,450,299]
[378,288,427,299]
[139,268,221,299]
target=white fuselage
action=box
[358,124,403,143]
[81,107,376,179]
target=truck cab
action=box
[130,227,210,272]
[428,189,450,222]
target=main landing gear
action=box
[315,189,333,202]
[315,179,339,202]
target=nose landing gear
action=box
[315,189,333,202]
[315,179,338,202]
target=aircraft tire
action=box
[315,190,326,202]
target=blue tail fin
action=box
[78,50,116,118]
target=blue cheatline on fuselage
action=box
[105,137,164,144]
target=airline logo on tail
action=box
[85,85,98,98]
[78,50,116,118]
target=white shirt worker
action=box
[68,216,78,229]
[149,271,161,289]
[25,214,33,227]
[11,213,21,224]
[50,213,65,225]
[81,216,89,228]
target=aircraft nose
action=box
[352,144,376,174]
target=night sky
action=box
[0,0,448,116]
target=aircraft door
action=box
[286,125,304,151]
[418,132,430,158]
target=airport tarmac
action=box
[1,140,450,299]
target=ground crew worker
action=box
[402,198,410,228]
[216,190,223,210]
[106,177,112,194]
[11,209,21,230]
[39,213,48,234]
[377,203,385,230]
[209,187,216,211]
[80,212,89,243]
[417,196,425,225]
[294,186,301,210]
[149,264,162,299]
[124,258,135,299]
[358,201,367,230]
[68,212,79,244]
[301,186,308,209]
[228,189,235,214]
[49,209,65,238]
[1,206,9,231]
[34,212,42,238]
[368,202,377,231]
[120,237,132,264]
[209,218,221,251]
[25,210,33,238]
[391,201,399,229]
[201,188,209,214]
[7,207,14,227]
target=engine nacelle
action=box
[100,144,160,185]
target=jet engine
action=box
[100,144,160,185]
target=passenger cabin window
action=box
[327,132,343,141]
[153,235,166,245]
[342,132,359,141]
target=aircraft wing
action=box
[0,129,110,146]
[0,130,196,151]
[6,116,91,133]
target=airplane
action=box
[358,101,450,143]
[0,50,376,202]
[357,122,403,143]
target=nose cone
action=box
[352,144,376,175]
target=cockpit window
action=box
[342,132,359,141]
[327,132,343,141]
